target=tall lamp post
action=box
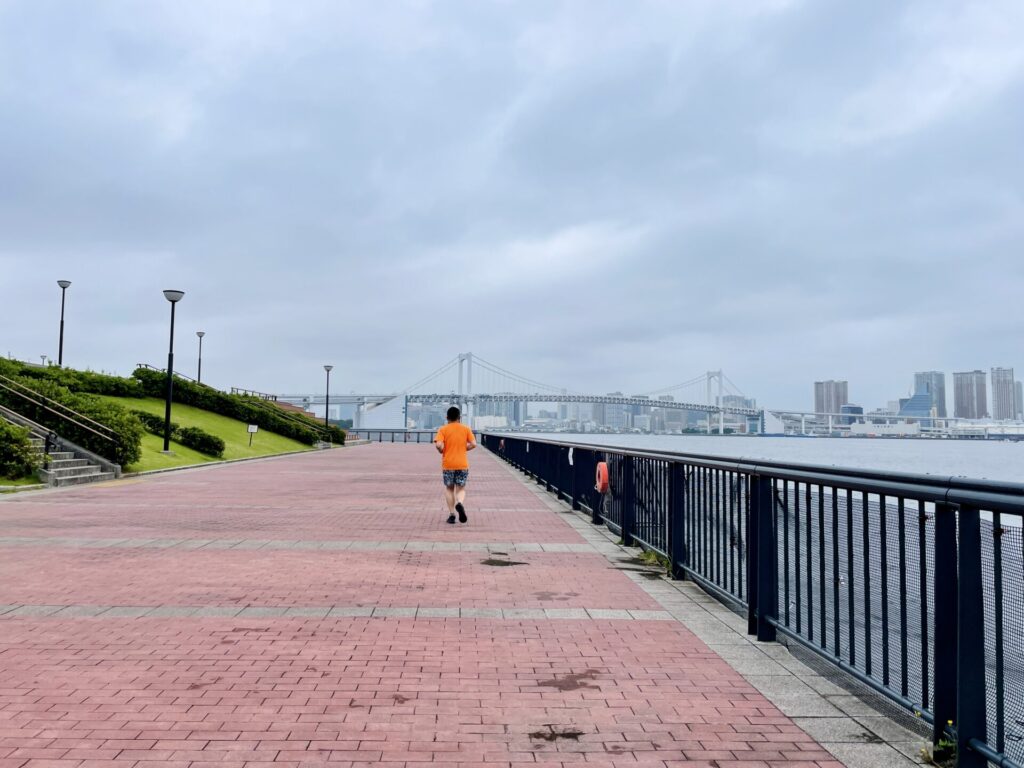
[196,331,205,384]
[162,290,185,452]
[57,280,71,366]
[324,365,333,430]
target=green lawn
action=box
[99,396,313,472]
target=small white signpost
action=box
[247,424,258,447]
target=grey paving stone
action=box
[319,541,353,550]
[746,675,819,696]
[149,538,184,548]
[284,607,331,618]
[511,543,542,552]
[793,716,888,744]
[232,540,271,550]
[586,609,632,620]
[191,606,244,617]
[7,605,64,617]
[856,715,928,744]
[828,694,887,717]
[461,608,502,619]
[628,610,673,621]
[373,607,417,617]
[415,607,460,618]
[543,608,589,619]
[822,741,920,768]
[176,539,213,549]
[238,606,289,617]
[145,606,200,618]
[502,608,546,619]
[52,605,108,617]
[327,606,374,617]
[768,692,845,718]
[199,540,244,549]
[99,606,154,618]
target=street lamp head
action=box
[196,331,205,338]
[57,280,71,289]
[163,289,185,303]
[324,365,334,373]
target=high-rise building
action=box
[913,371,947,418]
[953,370,987,419]
[991,367,1016,421]
[814,380,849,415]
[1017,381,1024,421]
[604,393,626,430]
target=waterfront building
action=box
[898,390,934,427]
[913,371,947,418]
[991,367,1016,420]
[953,370,987,419]
[1017,381,1024,421]
[839,404,864,425]
[605,393,626,430]
[814,380,848,415]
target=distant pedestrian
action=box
[434,406,476,524]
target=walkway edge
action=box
[493,454,929,768]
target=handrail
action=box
[241,397,331,438]
[0,375,118,444]
[135,362,201,385]
[231,387,278,401]
[486,432,1024,768]
[484,432,1024,503]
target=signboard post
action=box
[248,424,258,447]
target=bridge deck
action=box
[0,445,919,767]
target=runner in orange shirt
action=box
[434,406,476,524]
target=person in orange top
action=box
[434,405,476,524]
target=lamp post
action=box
[324,365,333,430]
[162,290,185,452]
[57,280,71,366]
[196,331,205,384]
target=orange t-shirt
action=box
[435,422,475,470]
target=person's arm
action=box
[466,429,477,451]
[435,428,444,454]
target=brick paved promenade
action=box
[0,444,859,767]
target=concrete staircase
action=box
[20,428,117,488]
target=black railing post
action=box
[668,461,686,580]
[956,506,988,768]
[621,455,635,546]
[570,447,580,510]
[747,474,777,641]
[932,502,958,748]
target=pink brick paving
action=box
[0,444,845,767]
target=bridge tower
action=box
[706,370,724,434]
[458,352,473,423]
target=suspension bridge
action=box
[276,353,762,433]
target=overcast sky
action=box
[2,0,1023,410]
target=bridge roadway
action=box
[279,392,762,418]
[0,445,920,767]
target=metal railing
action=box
[482,432,1024,768]
[0,374,119,447]
[231,387,278,401]
[348,429,437,444]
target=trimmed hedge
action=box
[0,374,142,467]
[0,420,40,480]
[0,359,142,397]
[133,367,345,446]
[130,410,224,458]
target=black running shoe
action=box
[446,513,456,525]
[456,503,467,523]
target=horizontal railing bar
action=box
[486,432,1024,512]
[968,739,1024,768]
[0,380,117,444]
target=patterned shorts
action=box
[442,469,469,487]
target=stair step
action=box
[45,452,76,461]
[53,472,115,487]
[43,465,103,479]
[46,458,91,470]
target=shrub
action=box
[130,410,223,458]
[0,420,40,480]
[0,359,142,397]
[177,426,225,458]
[132,367,345,445]
[0,374,142,466]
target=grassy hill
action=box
[98,396,313,472]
